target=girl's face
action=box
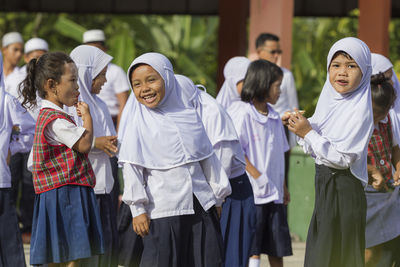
[372,102,390,125]
[236,80,243,95]
[329,54,363,94]
[48,62,80,108]
[91,66,108,94]
[131,64,165,109]
[265,77,282,105]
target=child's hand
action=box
[75,101,91,118]
[132,213,150,237]
[6,149,11,165]
[282,111,291,126]
[95,136,118,157]
[287,111,312,138]
[369,168,388,191]
[393,169,400,186]
[215,206,222,218]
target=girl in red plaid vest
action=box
[365,72,400,266]
[20,52,104,266]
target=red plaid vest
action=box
[32,108,95,194]
[367,115,393,183]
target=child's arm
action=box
[367,164,387,191]
[245,156,261,179]
[93,136,118,157]
[73,102,93,153]
[391,145,400,186]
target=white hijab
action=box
[0,52,5,131]
[309,37,373,181]
[175,74,243,152]
[371,53,400,143]
[118,53,213,169]
[69,45,116,137]
[216,56,250,109]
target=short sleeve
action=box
[44,118,86,148]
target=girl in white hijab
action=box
[216,56,250,109]
[285,37,373,267]
[371,53,400,144]
[69,45,119,267]
[176,74,256,267]
[0,52,35,267]
[118,52,231,267]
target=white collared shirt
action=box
[228,102,289,204]
[122,153,232,219]
[1,94,35,188]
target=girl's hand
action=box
[132,213,150,237]
[95,136,118,157]
[215,206,222,218]
[393,169,400,186]
[369,168,388,191]
[287,112,312,138]
[281,111,291,126]
[75,101,91,118]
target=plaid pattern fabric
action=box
[367,115,393,182]
[32,108,95,194]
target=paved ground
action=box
[24,242,305,267]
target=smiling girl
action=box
[118,53,231,267]
[20,52,104,267]
[284,37,373,267]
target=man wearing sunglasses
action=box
[255,33,299,206]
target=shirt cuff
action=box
[304,129,320,145]
[129,203,147,218]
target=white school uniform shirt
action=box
[271,68,299,148]
[27,100,86,171]
[97,63,130,117]
[0,94,35,188]
[228,101,289,204]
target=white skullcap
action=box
[24,38,49,54]
[83,29,105,43]
[2,32,23,47]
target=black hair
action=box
[331,50,353,61]
[19,52,74,109]
[370,72,396,111]
[255,33,280,49]
[241,59,283,103]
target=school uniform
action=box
[364,115,400,266]
[0,59,34,267]
[228,101,292,258]
[119,53,231,267]
[216,57,250,109]
[297,37,373,267]
[29,100,104,265]
[69,45,118,267]
[176,74,256,267]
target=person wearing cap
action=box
[2,32,36,244]
[83,29,129,214]
[20,37,49,76]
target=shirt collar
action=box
[41,100,68,114]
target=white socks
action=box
[248,258,260,267]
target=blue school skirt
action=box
[30,185,104,265]
[220,173,256,267]
[0,188,26,267]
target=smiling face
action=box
[131,64,165,109]
[47,63,80,108]
[91,66,108,94]
[329,53,363,94]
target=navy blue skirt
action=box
[30,185,104,265]
[250,202,292,257]
[0,188,26,267]
[220,173,256,267]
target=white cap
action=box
[2,32,23,47]
[83,29,105,43]
[24,38,49,54]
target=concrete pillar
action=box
[358,0,391,56]
[217,0,249,89]
[248,0,294,69]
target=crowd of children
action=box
[0,28,400,267]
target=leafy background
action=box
[1,11,400,115]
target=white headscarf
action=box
[216,56,250,109]
[69,45,116,137]
[371,53,400,143]
[309,37,373,181]
[0,52,5,131]
[175,74,243,151]
[118,53,213,169]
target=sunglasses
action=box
[261,48,282,55]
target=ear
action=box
[44,78,57,94]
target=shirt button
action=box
[380,159,385,165]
